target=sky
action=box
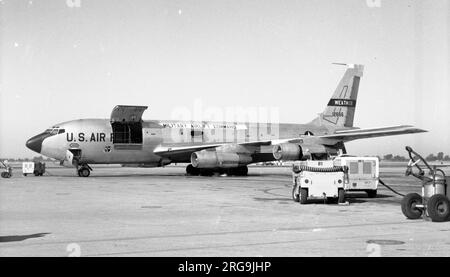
[0,0,449,158]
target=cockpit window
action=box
[44,128,65,135]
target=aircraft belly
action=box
[80,146,159,164]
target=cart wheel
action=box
[338,189,345,204]
[23,173,27,177]
[292,185,299,202]
[299,188,308,204]
[367,190,377,198]
[427,194,450,222]
[401,193,423,220]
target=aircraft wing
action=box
[319,125,427,141]
[153,125,427,159]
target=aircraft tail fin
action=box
[310,64,364,128]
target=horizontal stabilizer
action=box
[320,125,427,141]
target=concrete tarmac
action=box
[1,165,450,257]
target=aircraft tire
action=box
[401,193,423,220]
[186,164,200,176]
[186,164,193,175]
[79,168,90,177]
[229,166,248,176]
[427,194,450,222]
[199,169,214,176]
[239,166,248,176]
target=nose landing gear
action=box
[77,164,92,177]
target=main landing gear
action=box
[77,164,92,177]
[186,164,248,177]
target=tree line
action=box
[0,156,56,162]
[383,152,450,162]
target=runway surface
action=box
[1,165,450,257]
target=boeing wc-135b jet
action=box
[26,64,427,177]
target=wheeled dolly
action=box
[1,160,12,178]
[401,146,450,222]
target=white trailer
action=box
[22,162,46,176]
[333,156,379,198]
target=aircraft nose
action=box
[26,133,48,153]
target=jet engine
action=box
[272,143,303,161]
[191,151,252,168]
[273,143,342,161]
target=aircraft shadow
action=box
[55,174,267,178]
[0,232,50,243]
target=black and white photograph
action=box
[1,0,449,262]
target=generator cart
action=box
[22,161,46,176]
[292,160,348,204]
[333,156,379,198]
[401,146,450,222]
[1,160,12,178]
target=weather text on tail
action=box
[310,64,364,128]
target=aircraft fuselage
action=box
[29,118,336,165]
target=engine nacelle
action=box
[272,143,303,161]
[191,151,252,168]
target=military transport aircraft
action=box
[26,64,426,177]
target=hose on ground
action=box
[379,179,405,197]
